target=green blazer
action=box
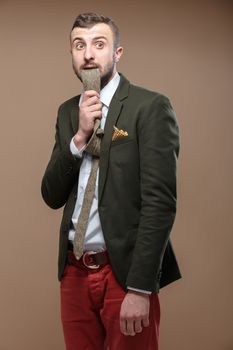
[41,74,181,292]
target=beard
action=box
[72,57,115,90]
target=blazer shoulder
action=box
[118,74,169,105]
[126,82,178,125]
[55,95,80,126]
[129,82,171,106]
[58,95,80,114]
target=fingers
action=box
[80,102,102,115]
[120,317,135,336]
[120,317,127,335]
[82,90,100,103]
[74,89,102,146]
[126,319,135,336]
[119,292,150,337]
[134,319,143,333]
[79,101,102,121]
[77,89,102,139]
[142,315,150,328]
[82,96,101,108]
[80,90,102,117]
[120,317,148,336]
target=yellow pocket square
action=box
[112,126,128,141]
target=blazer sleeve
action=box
[41,104,82,209]
[126,94,180,291]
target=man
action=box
[41,12,181,350]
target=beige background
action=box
[0,0,232,349]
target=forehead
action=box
[71,23,113,43]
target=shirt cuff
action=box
[127,287,152,295]
[70,137,86,158]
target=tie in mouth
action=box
[81,68,100,93]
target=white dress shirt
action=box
[68,72,151,294]
[68,72,120,251]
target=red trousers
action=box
[60,253,160,350]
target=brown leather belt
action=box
[67,247,109,270]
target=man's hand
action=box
[120,290,150,336]
[73,90,102,149]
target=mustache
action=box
[81,62,100,70]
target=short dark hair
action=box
[71,12,120,48]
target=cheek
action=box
[100,52,114,66]
[72,52,83,65]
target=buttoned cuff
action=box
[70,138,86,158]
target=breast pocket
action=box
[110,137,133,148]
[110,138,138,168]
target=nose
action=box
[84,44,95,61]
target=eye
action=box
[75,42,84,50]
[95,41,104,49]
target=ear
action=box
[114,46,123,63]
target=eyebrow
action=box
[72,36,108,43]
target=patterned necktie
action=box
[73,119,104,259]
[73,68,103,259]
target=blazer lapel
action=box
[99,101,123,201]
[99,74,130,202]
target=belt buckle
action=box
[83,251,100,269]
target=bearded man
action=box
[41,12,181,350]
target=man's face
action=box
[70,23,123,88]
